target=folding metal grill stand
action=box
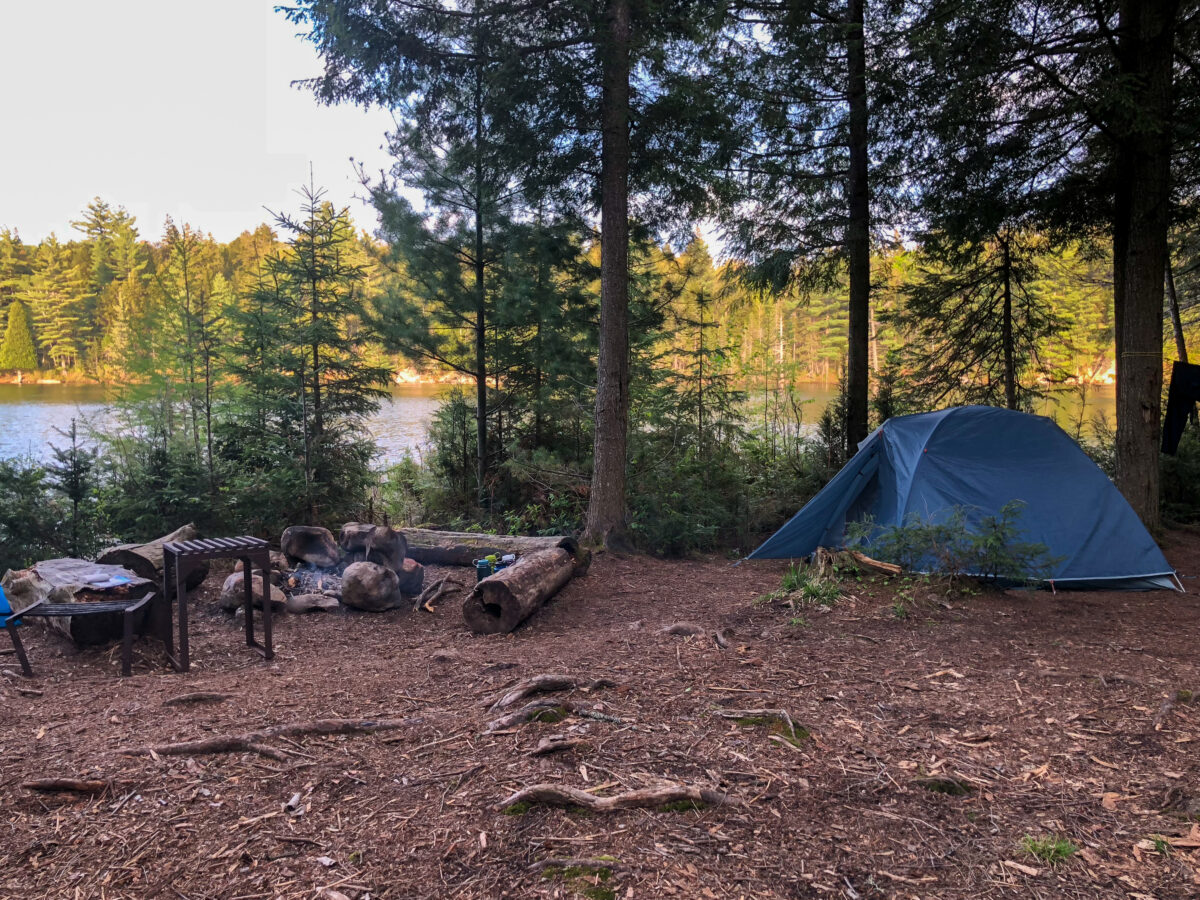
[162,536,273,672]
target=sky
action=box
[0,0,397,244]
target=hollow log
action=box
[462,547,576,635]
[401,530,589,574]
[96,523,208,591]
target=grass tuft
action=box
[1021,834,1077,865]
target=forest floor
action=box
[2,531,1200,900]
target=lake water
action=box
[0,383,448,467]
[0,381,1117,467]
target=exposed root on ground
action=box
[497,783,734,813]
[487,674,614,711]
[658,622,707,637]
[527,857,627,873]
[22,778,112,794]
[530,734,588,756]
[162,692,231,707]
[119,717,416,761]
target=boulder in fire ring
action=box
[219,573,286,613]
[340,561,403,612]
[339,522,407,573]
[397,557,424,594]
[281,525,341,568]
[286,592,341,614]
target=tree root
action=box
[528,857,626,873]
[488,674,614,711]
[658,622,707,637]
[162,692,231,707]
[497,783,734,813]
[120,717,415,761]
[23,778,112,795]
[530,734,588,756]
[486,699,574,733]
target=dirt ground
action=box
[2,530,1200,900]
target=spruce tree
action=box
[0,300,38,373]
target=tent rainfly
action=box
[749,406,1182,591]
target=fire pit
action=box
[286,564,343,598]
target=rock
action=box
[218,573,286,613]
[281,526,340,568]
[286,592,341,614]
[396,557,424,594]
[233,551,290,586]
[340,561,402,612]
[339,523,407,573]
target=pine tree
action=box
[266,184,390,523]
[23,234,89,370]
[0,300,39,373]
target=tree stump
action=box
[96,523,208,591]
[462,547,576,635]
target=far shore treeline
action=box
[2,0,1199,571]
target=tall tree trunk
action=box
[473,64,488,509]
[844,0,871,450]
[1001,235,1017,410]
[1115,0,1176,528]
[583,0,632,549]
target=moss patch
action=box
[503,801,532,816]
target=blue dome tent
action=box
[749,406,1181,591]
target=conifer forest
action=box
[0,0,1198,564]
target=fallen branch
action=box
[497,783,734,813]
[120,718,415,761]
[163,692,232,707]
[528,857,627,873]
[23,778,112,795]
[415,575,457,613]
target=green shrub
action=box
[849,501,1060,583]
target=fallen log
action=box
[497,783,734,813]
[401,529,589,574]
[462,547,576,635]
[96,523,209,591]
